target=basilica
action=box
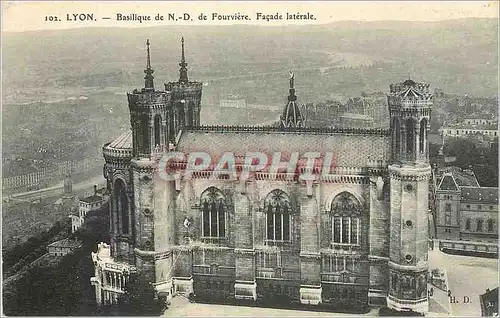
[91,38,432,313]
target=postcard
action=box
[2,1,498,316]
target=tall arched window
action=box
[154,114,161,147]
[178,103,185,128]
[265,189,291,241]
[114,179,129,234]
[187,102,194,127]
[476,219,483,232]
[419,118,427,154]
[168,109,175,142]
[392,117,401,159]
[487,219,494,232]
[406,119,415,156]
[465,218,471,231]
[140,114,150,154]
[201,187,226,238]
[331,192,362,246]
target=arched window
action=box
[465,218,471,230]
[487,219,494,232]
[406,119,415,156]
[140,114,150,154]
[168,109,175,142]
[265,189,291,241]
[331,192,362,246]
[114,179,129,234]
[392,117,401,159]
[178,103,185,128]
[200,187,226,238]
[187,102,194,127]
[154,115,161,147]
[419,118,427,154]
[476,219,483,232]
[444,203,452,213]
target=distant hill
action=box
[3,18,498,104]
[2,19,497,176]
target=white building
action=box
[90,242,137,305]
[70,185,106,233]
[464,118,497,126]
[48,238,82,256]
[439,127,498,138]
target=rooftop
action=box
[177,126,391,168]
[48,238,82,249]
[437,174,459,191]
[340,113,374,121]
[80,195,103,204]
[436,166,480,188]
[461,186,498,204]
[107,130,133,149]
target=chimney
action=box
[94,184,97,195]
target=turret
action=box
[387,79,433,314]
[280,71,304,128]
[388,79,433,165]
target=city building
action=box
[433,152,498,255]
[48,238,82,256]
[339,113,374,128]
[91,38,433,313]
[219,95,246,109]
[479,287,498,316]
[91,242,136,305]
[70,185,106,233]
[439,126,498,139]
[439,117,498,139]
[464,118,497,126]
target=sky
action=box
[2,1,499,33]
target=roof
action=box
[461,186,498,204]
[103,130,133,159]
[480,287,498,315]
[340,113,374,121]
[108,130,132,149]
[400,86,423,98]
[80,195,103,204]
[438,174,459,191]
[48,238,82,249]
[437,166,480,188]
[177,126,391,167]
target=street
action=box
[164,248,498,317]
[428,246,499,316]
[165,296,379,317]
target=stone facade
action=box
[434,168,498,244]
[91,40,433,314]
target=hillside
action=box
[3,18,498,104]
[2,19,498,177]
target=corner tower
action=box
[128,39,170,156]
[127,40,171,281]
[386,79,432,313]
[165,37,203,141]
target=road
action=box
[428,246,498,316]
[165,296,379,317]
[8,174,105,202]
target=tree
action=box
[443,136,498,187]
[115,272,166,316]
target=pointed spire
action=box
[179,37,189,84]
[280,71,303,129]
[144,39,154,91]
[288,71,296,102]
